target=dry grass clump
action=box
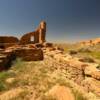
[0,71,16,92]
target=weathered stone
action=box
[0,36,19,43]
[84,63,100,80]
[82,78,100,96]
[65,58,87,70]
[92,71,100,80]
[15,48,43,61]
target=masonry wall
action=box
[20,21,46,45]
[0,36,19,48]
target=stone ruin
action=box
[0,21,46,48]
[0,21,52,71]
[20,21,46,44]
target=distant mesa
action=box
[79,38,100,46]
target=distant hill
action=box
[79,38,100,46]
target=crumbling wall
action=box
[0,46,44,71]
[0,36,19,43]
[20,32,39,44]
[0,21,46,48]
[20,21,46,44]
[0,21,46,70]
[0,36,19,48]
[38,21,46,43]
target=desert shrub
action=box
[79,57,95,63]
[69,50,78,55]
[55,77,71,87]
[56,47,64,52]
[78,48,91,53]
[0,82,7,91]
[73,90,87,100]
[8,79,19,88]
[0,71,15,81]
[90,51,100,60]
[96,64,100,70]
[11,58,26,72]
[0,71,16,91]
[0,71,9,81]
[19,79,29,86]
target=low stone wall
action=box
[14,48,43,61]
[44,48,100,96]
[0,45,44,71]
[65,66,85,85]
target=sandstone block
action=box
[15,48,43,61]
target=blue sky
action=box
[0,0,100,43]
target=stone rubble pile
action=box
[0,44,44,71]
[44,47,100,96]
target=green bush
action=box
[90,51,100,60]
[73,90,87,100]
[0,71,16,91]
[79,57,95,63]
[0,71,14,81]
[0,82,7,91]
[12,58,26,72]
[96,64,100,70]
